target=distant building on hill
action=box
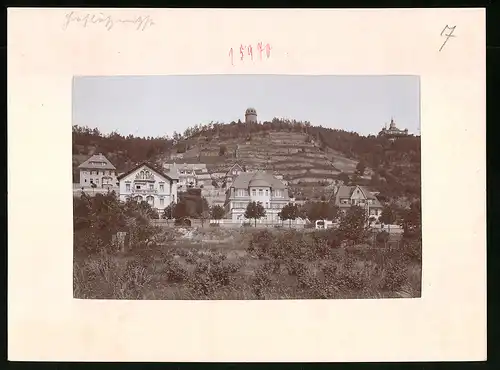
[245,107,258,124]
[224,170,291,222]
[378,118,409,141]
[78,153,117,189]
[332,185,383,220]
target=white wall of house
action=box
[118,165,178,214]
[80,168,117,188]
[226,186,289,221]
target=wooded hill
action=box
[72,118,421,203]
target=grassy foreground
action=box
[74,227,422,300]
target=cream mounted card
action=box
[7,8,486,362]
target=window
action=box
[252,189,256,196]
[149,184,154,190]
[258,189,263,196]
[265,189,269,196]
[126,183,130,192]
[265,202,269,208]
[136,185,141,190]
[96,178,99,183]
[105,170,109,175]
[160,198,164,206]
[160,183,164,192]
[84,179,87,183]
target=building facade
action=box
[163,162,211,190]
[378,118,409,141]
[78,153,117,189]
[118,162,179,215]
[224,170,291,222]
[333,185,383,219]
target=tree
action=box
[210,205,225,220]
[244,201,266,227]
[300,201,338,223]
[356,160,366,176]
[400,200,421,238]
[338,205,369,245]
[172,201,188,220]
[379,205,397,233]
[338,172,350,185]
[162,204,174,222]
[278,202,300,227]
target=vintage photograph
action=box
[73,75,422,300]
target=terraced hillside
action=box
[175,131,361,184]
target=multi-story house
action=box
[78,153,118,189]
[224,170,291,222]
[332,185,383,220]
[118,162,179,216]
[163,162,210,190]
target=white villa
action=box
[78,153,117,189]
[224,170,291,222]
[118,162,179,215]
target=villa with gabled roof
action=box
[224,170,291,222]
[333,185,383,219]
[78,153,117,189]
[117,162,179,216]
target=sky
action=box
[72,75,420,138]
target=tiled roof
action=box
[117,162,178,181]
[78,153,116,170]
[334,185,382,208]
[232,170,286,189]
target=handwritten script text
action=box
[62,11,155,31]
[439,25,456,52]
[229,42,272,66]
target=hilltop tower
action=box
[245,107,258,124]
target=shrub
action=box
[162,259,188,282]
[379,260,408,291]
[187,258,235,297]
[252,263,273,298]
[376,231,390,246]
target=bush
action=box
[252,263,273,298]
[376,231,390,246]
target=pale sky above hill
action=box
[72,75,420,138]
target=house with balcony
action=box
[78,153,118,189]
[333,185,383,219]
[118,162,179,216]
[224,170,291,222]
[163,162,211,190]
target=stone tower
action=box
[245,107,258,124]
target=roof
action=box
[334,185,382,207]
[78,153,116,170]
[117,162,178,181]
[231,170,286,189]
[225,163,244,176]
[245,107,257,114]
